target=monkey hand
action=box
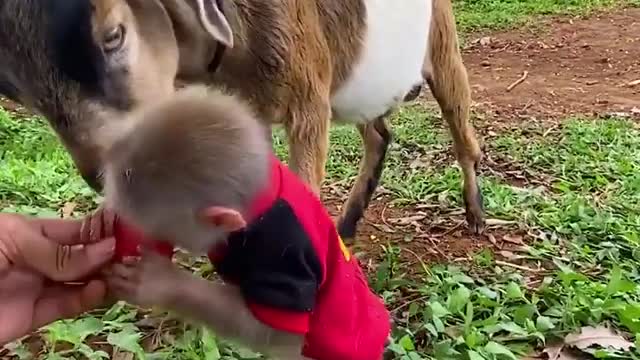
[106,250,183,309]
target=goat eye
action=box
[103,25,125,52]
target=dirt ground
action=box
[1,7,638,266]
[342,6,640,264]
[463,6,640,122]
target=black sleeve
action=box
[217,199,323,312]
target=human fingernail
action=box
[98,237,116,256]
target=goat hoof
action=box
[336,216,358,245]
[340,236,356,247]
[464,183,485,235]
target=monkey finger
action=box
[121,256,142,266]
[106,277,138,300]
[109,263,139,280]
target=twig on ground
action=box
[419,237,452,261]
[507,71,529,92]
[380,202,396,233]
[391,295,429,314]
[495,259,541,273]
[432,220,464,238]
[543,124,559,137]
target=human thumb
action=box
[17,227,115,282]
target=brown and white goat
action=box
[0,0,484,241]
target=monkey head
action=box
[100,86,270,254]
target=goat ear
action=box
[194,0,234,48]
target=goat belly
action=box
[330,0,432,123]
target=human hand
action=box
[0,211,115,345]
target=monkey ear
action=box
[200,206,246,232]
[194,0,234,48]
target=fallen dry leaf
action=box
[542,344,583,360]
[498,250,524,260]
[387,214,426,225]
[485,218,517,226]
[480,36,493,46]
[503,234,524,245]
[60,202,77,219]
[112,350,134,360]
[564,326,634,352]
[488,233,498,245]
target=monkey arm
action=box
[167,269,307,358]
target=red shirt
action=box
[208,155,390,360]
[114,154,390,359]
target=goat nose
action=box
[82,169,103,192]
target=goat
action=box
[0,0,485,242]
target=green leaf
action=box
[513,304,536,326]
[70,317,104,342]
[465,330,484,348]
[399,334,415,351]
[452,274,476,284]
[505,282,524,300]
[500,322,529,336]
[3,342,32,360]
[484,341,518,360]
[433,316,446,333]
[448,286,471,313]
[77,343,109,360]
[606,266,636,295]
[536,316,555,332]
[468,350,486,360]
[43,317,103,346]
[107,329,145,360]
[465,301,474,328]
[429,301,451,318]
[477,287,498,300]
[618,305,640,333]
[424,323,438,337]
[434,340,458,359]
[201,327,221,360]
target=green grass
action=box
[453,0,624,32]
[3,106,640,359]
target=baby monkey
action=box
[101,86,391,360]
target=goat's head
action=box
[0,0,234,191]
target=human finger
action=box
[15,226,115,282]
[80,206,116,244]
[31,280,107,330]
[0,294,35,345]
[28,217,82,244]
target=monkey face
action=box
[107,185,231,256]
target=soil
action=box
[1,7,638,267]
[461,7,640,122]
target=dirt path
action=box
[462,7,640,122]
